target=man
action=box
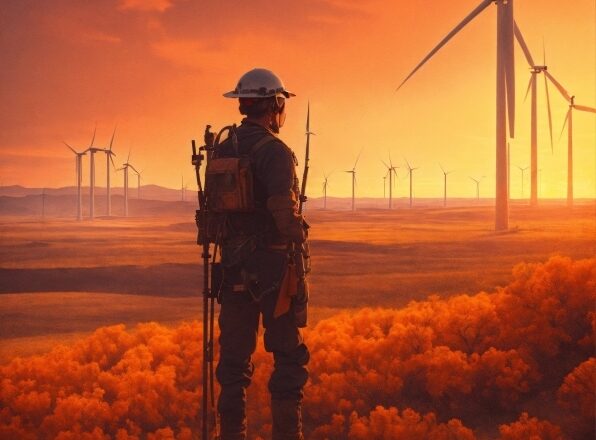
[216,68,309,440]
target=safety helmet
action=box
[223,68,295,99]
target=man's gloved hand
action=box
[267,194,305,244]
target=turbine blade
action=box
[558,109,570,142]
[523,75,533,104]
[439,163,445,174]
[544,71,571,102]
[543,73,554,153]
[127,149,131,163]
[396,0,493,91]
[513,21,535,67]
[109,154,117,169]
[353,149,363,169]
[381,159,390,169]
[542,37,546,65]
[109,125,117,150]
[64,142,77,154]
[90,123,97,147]
[573,104,596,114]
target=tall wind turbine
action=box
[469,176,484,202]
[345,152,361,211]
[103,127,117,216]
[64,142,87,221]
[516,165,529,199]
[87,126,106,220]
[544,72,596,206]
[397,0,516,231]
[381,155,399,209]
[404,159,419,208]
[383,174,387,199]
[439,164,453,208]
[514,24,554,207]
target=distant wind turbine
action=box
[381,154,399,209]
[382,174,387,199]
[404,158,419,208]
[134,169,142,199]
[439,164,453,208]
[544,72,596,206]
[64,142,87,221]
[117,149,137,217]
[345,151,361,211]
[469,176,485,202]
[397,0,516,231]
[514,24,554,207]
[516,165,529,199]
[322,173,331,209]
[103,126,117,216]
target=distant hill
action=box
[0,184,186,201]
[1,187,591,218]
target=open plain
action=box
[1,202,594,363]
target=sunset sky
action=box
[1,0,594,199]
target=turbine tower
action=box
[345,152,361,211]
[514,24,554,207]
[86,126,106,220]
[544,72,596,206]
[103,127,117,216]
[516,165,529,199]
[397,0,516,231]
[64,142,87,221]
[303,101,315,211]
[469,176,484,202]
[381,155,399,209]
[382,174,387,199]
[404,158,418,208]
[439,164,453,208]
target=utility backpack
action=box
[200,125,275,243]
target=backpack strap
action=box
[249,135,277,156]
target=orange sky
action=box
[1,0,594,199]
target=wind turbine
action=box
[469,176,485,202]
[181,175,188,202]
[516,165,529,199]
[117,149,136,217]
[345,152,361,211]
[514,24,554,207]
[87,125,106,220]
[383,174,387,199]
[103,126,117,216]
[404,158,419,208]
[381,155,399,209]
[322,173,330,209]
[397,0,516,231]
[64,142,87,221]
[439,164,453,208]
[134,169,142,199]
[544,72,596,206]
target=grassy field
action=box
[0,202,594,362]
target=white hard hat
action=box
[223,68,295,99]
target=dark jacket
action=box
[217,119,304,245]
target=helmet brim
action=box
[223,90,295,99]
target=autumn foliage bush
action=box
[1,256,594,439]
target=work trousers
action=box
[216,247,310,421]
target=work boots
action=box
[271,399,304,440]
[218,411,247,440]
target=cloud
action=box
[0,256,593,438]
[118,0,175,13]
